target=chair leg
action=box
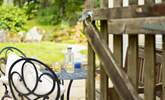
[1,84,11,100]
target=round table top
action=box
[56,68,87,80]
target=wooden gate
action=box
[84,0,165,100]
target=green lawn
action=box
[0,42,68,66]
[25,19,55,32]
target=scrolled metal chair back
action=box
[0,57,6,76]
[0,46,26,75]
[0,46,26,100]
[8,58,61,100]
[0,46,26,60]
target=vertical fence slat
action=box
[111,0,123,100]
[127,35,138,90]
[100,0,109,100]
[86,0,96,100]
[145,0,155,4]
[100,20,108,100]
[113,36,123,68]
[127,0,139,91]
[114,0,123,7]
[144,1,156,100]
[87,44,96,100]
[129,0,138,5]
[144,35,156,100]
[113,0,123,70]
[162,35,165,100]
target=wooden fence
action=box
[84,0,165,100]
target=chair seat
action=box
[6,53,65,100]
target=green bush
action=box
[23,1,39,19]
[37,0,84,26]
[0,6,27,32]
[37,6,60,25]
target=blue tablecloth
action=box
[41,68,87,80]
[57,68,87,80]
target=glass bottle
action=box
[64,47,74,73]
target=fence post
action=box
[85,0,96,100]
[111,0,123,100]
[127,0,139,91]
[100,0,109,100]
[144,1,156,100]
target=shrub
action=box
[0,6,27,33]
[37,6,61,25]
[23,1,39,19]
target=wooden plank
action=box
[113,0,123,69]
[145,0,155,5]
[114,0,123,7]
[143,1,157,100]
[108,16,165,34]
[112,0,123,100]
[162,35,165,100]
[93,3,165,20]
[84,20,142,100]
[87,43,96,100]
[113,36,123,68]
[86,0,96,100]
[100,1,109,100]
[100,0,108,8]
[86,0,97,9]
[127,0,139,92]
[129,0,138,5]
[144,35,156,100]
[100,20,108,100]
[127,35,138,90]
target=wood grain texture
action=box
[145,0,155,5]
[113,36,123,68]
[86,0,96,100]
[162,35,165,100]
[84,20,142,100]
[144,2,156,100]
[92,3,165,20]
[129,0,138,5]
[87,43,96,100]
[86,0,97,9]
[127,0,139,92]
[100,0,109,100]
[144,35,156,100]
[112,0,123,99]
[113,0,123,7]
[108,16,165,34]
[113,0,123,69]
[127,35,138,90]
[100,20,108,100]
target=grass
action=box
[0,42,68,66]
[25,19,55,32]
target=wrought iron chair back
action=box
[0,46,26,75]
[0,57,6,76]
[0,47,26,99]
[0,46,26,59]
[8,57,61,100]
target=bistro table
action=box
[56,68,87,100]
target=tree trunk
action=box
[3,0,14,6]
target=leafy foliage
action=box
[64,0,84,25]
[23,1,39,19]
[37,6,59,25]
[37,0,84,25]
[0,6,27,32]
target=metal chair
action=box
[8,57,62,100]
[0,46,26,99]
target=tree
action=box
[3,0,14,6]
